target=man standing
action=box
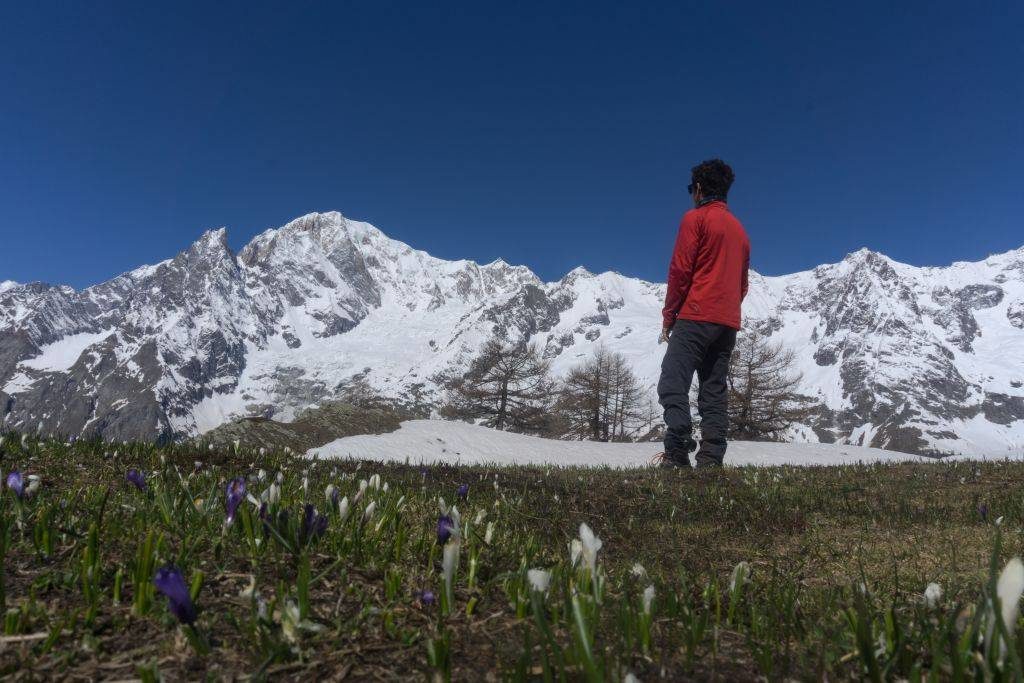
[658,159,750,469]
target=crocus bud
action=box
[225,477,246,524]
[437,514,455,545]
[578,523,602,572]
[642,585,655,614]
[126,469,146,492]
[923,582,942,608]
[154,566,197,625]
[5,470,24,498]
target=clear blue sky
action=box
[2,1,1022,288]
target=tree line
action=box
[441,327,806,443]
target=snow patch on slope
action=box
[19,330,112,372]
[310,419,934,468]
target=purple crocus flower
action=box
[126,469,146,492]
[225,477,246,524]
[414,589,436,606]
[437,514,455,545]
[154,565,197,625]
[456,484,469,500]
[301,504,328,543]
[5,471,23,499]
[979,503,989,522]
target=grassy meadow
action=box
[2,432,1024,680]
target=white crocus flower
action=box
[730,561,751,592]
[257,469,267,482]
[232,439,240,453]
[239,575,257,599]
[301,476,309,498]
[281,601,301,644]
[623,673,640,683]
[642,585,655,614]
[438,496,448,515]
[569,539,583,567]
[474,509,487,525]
[578,523,602,572]
[325,484,338,504]
[924,583,943,608]
[443,540,461,600]
[484,521,495,544]
[359,479,368,495]
[631,563,647,579]
[24,475,41,498]
[997,557,1024,653]
[363,500,376,522]
[449,506,462,542]
[280,599,323,644]
[338,496,350,521]
[275,471,284,485]
[368,474,381,490]
[266,482,281,505]
[527,569,551,593]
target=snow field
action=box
[308,419,947,468]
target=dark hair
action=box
[691,159,735,199]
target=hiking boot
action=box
[655,450,693,469]
[694,453,723,470]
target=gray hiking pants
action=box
[657,319,737,466]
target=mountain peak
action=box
[844,247,882,261]
[183,228,234,265]
[195,227,229,248]
[562,265,594,281]
[281,211,344,231]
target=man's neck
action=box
[697,195,726,207]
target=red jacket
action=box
[662,200,750,331]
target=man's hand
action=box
[658,326,671,344]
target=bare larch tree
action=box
[555,346,649,441]
[726,327,806,441]
[442,340,554,433]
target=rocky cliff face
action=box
[2,212,1022,455]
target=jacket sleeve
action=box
[662,214,700,329]
[741,247,750,300]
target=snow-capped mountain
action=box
[2,211,1022,455]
